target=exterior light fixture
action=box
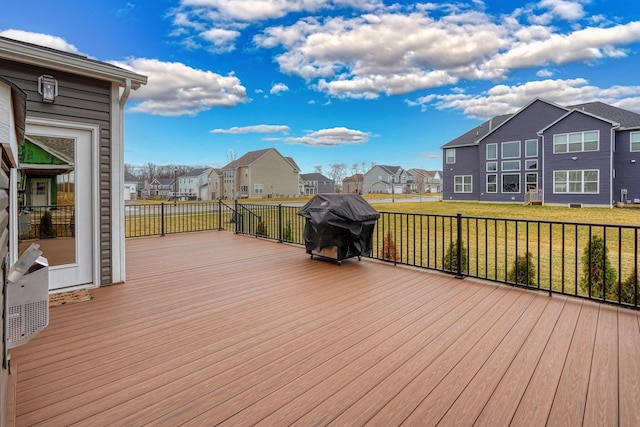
[38,75,58,103]
[571,156,578,161]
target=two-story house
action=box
[441,98,640,207]
[342,173,364,194]
[177,167,212,200]
[220,148,300,199]
[149,177,176,199]
[363,165,409,194]
[408,169,442,193]
[300,173,335,195]
[208,168,222,199]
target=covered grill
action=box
[298,194,380,264]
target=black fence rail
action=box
[19,205,75,240]
[124,201,639,309]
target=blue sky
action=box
[2,0,640,175]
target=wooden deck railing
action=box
[124,200,639,309]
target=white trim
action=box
[25,116,100,289]
[501,173,520,193]
[112,83,127,283]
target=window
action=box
[446,148,456,164]
[254,183,264,194]
[525,139,538,157]
[525,159,538,170]
[486,174,497,193]
[486,161,497,172]
[240,185,248,192]
[502,174,520,193]
[486,143,497,160]
[501,160,520,171]
[526,173,538,191]
[454,175,472,193]
[553,170,599,193]
[502,141,520,159]
[553,131,599,153]
[631,132,640,152]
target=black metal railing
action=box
[124,201,639,309]
[19,205,75,239]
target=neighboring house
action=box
[208,168,222,199]
[441,97,640,207]
[177,167,212,200]
[363,165,409,194]
[220,148,300,199]
[124,172,139,201]
[0,36,146,292]
[149,178,176,199]
[342,173,364,194]
[408,169,442,193]
[19,135,74,206]
[300,172,334,195]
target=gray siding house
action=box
[1,37,146,289]
[441,98,640,207]
[300,172,334,194]
[363,165,409,194]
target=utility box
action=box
[5,243,49,349]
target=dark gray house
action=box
[300,172,335,195]
[0,36,147,291]
[441,98,640,207]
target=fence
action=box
[124,201,639,309]
[19,205,75,239]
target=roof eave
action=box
[0,38,147,89]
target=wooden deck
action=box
[11,231,640,426]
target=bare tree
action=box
[329,163,347,192]
[313,165,324,175]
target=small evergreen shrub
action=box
[379,232,400,261]
[443,241,467,273]
[619,270,638,305]
[256,220,267,237]
[38,210,56,238]
[507,252,536,286]
[283,221,293,241]
[579,235,617,300]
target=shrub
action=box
[38,210,56,238]
[379,232,399,261]
[579,235,617,300]
[443,241,467,273]
[507,252,536,286]
[619,270,638,305]
[255,220,267,237]
[282,221,293,241]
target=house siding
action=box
[613,129,640,203]
[443,145,479,200]
[477,99,566,203]
[0,59,113,283]
[541,112,614,206]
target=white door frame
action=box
[25,117,100,290]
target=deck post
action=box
[160,203,165,236]
[455,212,464,279]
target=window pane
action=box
[502,160,520,171]
[486,144,497,160]
[584,140,597,151]
[525,159,537,170]
[568,141,582,152]
[584,131,598,141]
[502,174,520,193]
[555,182,567,192]
[486,162,497,172]
[554,134,567,144]
[502,141,520,158]
[568,133,582,143]
[584,170,598,181]
[446,149,456,163]
[525,139,537,157]
[554,140,567,153]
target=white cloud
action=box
[199,28,241,52]
[110,58,248,116]
[536,68,554,77]
[270,82,290,94]
[0,29,81,54]
[284,127,373,146]
[407,78,640,119]
[209,124,290,134]
[539,0,586,21]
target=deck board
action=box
[9,231,640,426]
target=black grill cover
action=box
[298,194,380,258]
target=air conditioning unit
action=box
[5,244,49,349]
